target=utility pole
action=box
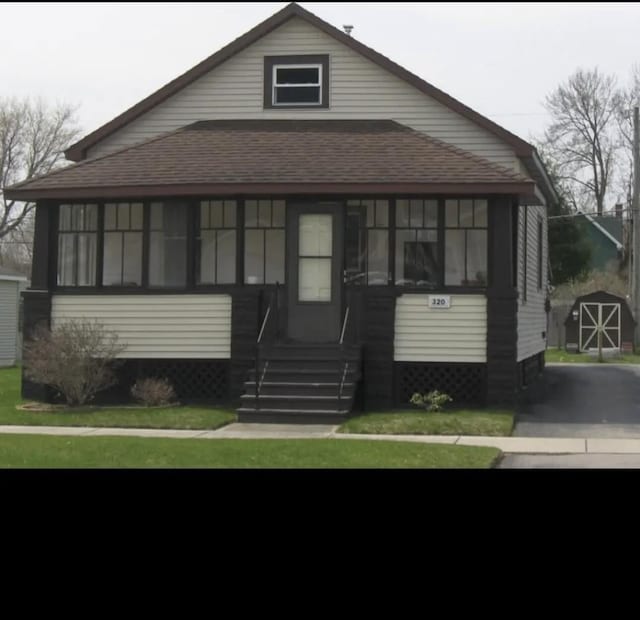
[634,106,640,347]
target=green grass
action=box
[0,434,500,468]
[0,366,235,430]
[338,409,514,436]
[545,347,640,364]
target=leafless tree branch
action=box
[0,97,81,268]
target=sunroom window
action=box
[395,199,439,288]
[149,201,188,288]
[197,200,237,285]
[103,202,143,287]
[345,199,389,286]
[444,199,488,287]
[244,200,285,285]
[57,204,98,287]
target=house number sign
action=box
[429,295,451,309]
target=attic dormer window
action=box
[264,55,329,109]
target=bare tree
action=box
[543,68,620,215]
[615,63,640,210]
[0,97,81,242]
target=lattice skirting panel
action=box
[395,362,487,406]
[93,359,230,405]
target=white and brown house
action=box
[5,3,555,420]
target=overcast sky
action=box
[2,2,639,145]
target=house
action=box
[4,2,556,419]
[0,268,28,367]
[580,210,627,274]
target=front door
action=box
[286,202,343,342]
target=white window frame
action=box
[272,63,323,107]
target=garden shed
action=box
[564,290,635,353]
[0,269,28,367]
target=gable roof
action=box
[6,120,535,201]
[65,2,536,163]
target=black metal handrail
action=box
[255,283,280,411]
[337,291,355,410]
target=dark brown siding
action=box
[21,290,52,401]
[230,288,263,400]
[30,203,53,290]
[361,288,396,409]
[486,197,518,405]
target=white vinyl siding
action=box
[395,294,487,363]
[51,295,231,359]
[0,280,21,367]
[517,205,548,361]
[87,17,517,170]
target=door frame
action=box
[285,201,344,343]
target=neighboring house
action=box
[580,211,627,273]
[4,2,556,419]
[0,268,28,367]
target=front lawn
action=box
[338,410,514,436]
[0,366,235,430]
[545,347,640,364]
[0,434,500,468]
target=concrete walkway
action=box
[4,422,640,455]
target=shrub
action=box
[410,390,453,413]
[23,320,126,407]
[131,378,177,407]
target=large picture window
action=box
[345,199,389,286]
[444,199,488,287]
[396,199,439,288]
[57,204,98,286]
[103,202,143,287]
[244,200,285,285]
[149,201,188,288]
[197,200,237,285]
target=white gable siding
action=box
[395,294,487,363]
[52,295,231,359]
[517,205,548,361]
[88,17,517,169]
[0,280,20,367]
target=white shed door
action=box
[579,303,621,351]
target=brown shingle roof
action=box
[5,120,534,200]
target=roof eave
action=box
[4,181,536,202]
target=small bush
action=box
[23,320,126,407]
[131,378,177,407]
[410,390,453,413]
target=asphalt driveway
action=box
[515,364,640,438]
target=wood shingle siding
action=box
[394,294,487,363]
[51,295,231,359]
[517,204,548,361]
[86,17,518,170]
